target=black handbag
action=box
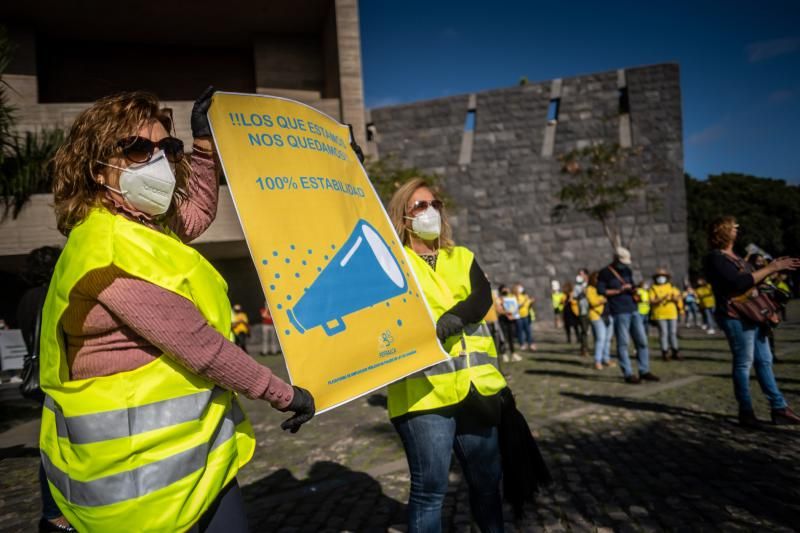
[19,306,44,403]
[498,387,552,519]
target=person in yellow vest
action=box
[695,277,717,334]
[587,272,616,370]
[514,283,536,351]
[41,90,315,532]
[231,303,251,353]
[387,178,507,532]
[636,281,652,332]
[551,280,566,329]
[648,268,684,361]
[483,288,506,365]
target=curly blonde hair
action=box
[52,91,189,236]
[387,177,454,251]
[707,215,737,250]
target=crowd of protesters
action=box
[1,85,800,533]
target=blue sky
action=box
[360,0,800,183]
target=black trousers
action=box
[499,317,516,354]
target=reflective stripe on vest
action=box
[44,388,226,445]
[42,399,244,508]
[411,350,498,378]
[39,209,255,531]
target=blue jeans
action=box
[516,317,533,346]
[703,308,717,329]
[393,412,504,533]
[685,302,699,326]
[590,319,610,364]
[656,319,679,352]
[718,316,787,412]
[613,312,650,377]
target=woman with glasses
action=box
[705,216,800,427]
[39,90,315,532]
[386,178,507,532]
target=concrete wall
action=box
[369,64,687,317]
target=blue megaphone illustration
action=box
[287,219,408,336]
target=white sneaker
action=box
[9,376,22,383]
[700,324,708,330]
[502,354,510,363]
[707,329,716,335]
[511,353,523,362]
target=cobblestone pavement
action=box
[1,303,799,532]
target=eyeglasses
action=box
[116,136,184,164]
[408,199,443,215]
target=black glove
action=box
[191,86,216,138]
[279,386,315,433]
[436,312,465,343]
[347,124,365,164]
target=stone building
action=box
[0,0,366,323]
[368,63,687,318]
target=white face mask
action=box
[98,150,176,216]
[576,275,586,285]
[656,276,667,285]
[406,206,441,241]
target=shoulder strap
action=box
[607,266,626,284]
[719,250,748,272]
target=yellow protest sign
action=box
[207,93,449,412]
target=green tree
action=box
[685,173,800,276]
[0,26,65,219]
[1,128,65,218]
[0,27,16,165]
[554,142,655,250]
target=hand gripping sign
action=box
[208,93,448,412]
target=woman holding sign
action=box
[39,90,315,532]
[387,178,507,532]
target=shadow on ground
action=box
[524,369,619,383]
[534,412,800,531]
[242,461,406,532]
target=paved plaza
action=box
[1,304,799,532]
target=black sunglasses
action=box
[408,199,443,215]
[117,136,184,164]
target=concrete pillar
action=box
[334,0,367,151]
[458,94,477,166]
[541,78,561,157]
[618,69,632,147]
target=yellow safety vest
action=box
[636,288,651,316]
[585,285,606,322]
[696,284,715,310]
[552,292,565,312]
[648,283,680,320]
[517,294,534,320]
[39,209,255,532]
[387,246,507,418]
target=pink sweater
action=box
[63,152,294,409]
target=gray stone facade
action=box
[370,64,687,317]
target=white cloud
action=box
[747,37,800,63]
[687,124,726,146]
